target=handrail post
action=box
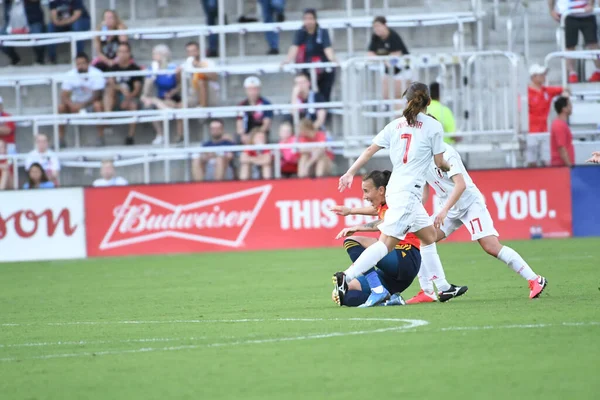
[51,79,60,151]
[273,148,281,179]
[218,0,226,64]
[181,68,190,147]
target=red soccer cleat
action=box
[406,289,437,304]
[528,276,547,299]
[568,73,579,84]
[589,71,600,82]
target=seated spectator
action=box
[283,8,337,101]
[104,43,143,145]
[428,82,457,144]
[236,76,273,144]
[92,9,128,72]
[141,44,183,145]
[0,139,13,190]
[297,118,333,178]
[184,41,218,108]
[550,96,575,167]
[1,0,46,65]
[199,0,219,57]
[192,119,235,181]
[58,52,105,147]
[0,97,16,154]
[93,159,128,187]
[290,72,327,130]
[259,0,285,54]
[25,134,61,184]
[47,0,91,64]
[368,16,411,105]
[23,162,55,189]
[239,128,272,180]
[278,121,299,177]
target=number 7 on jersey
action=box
[400,134,412,163]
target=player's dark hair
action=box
[373,16,387,25]
[402,82,430,126]
[186,41,200,49]
[75,51,90,62]
[27,162,50,188]
[363,170,391,189]
[429,82,440,101]
[554,96,569,114]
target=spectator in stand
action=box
[104,43,143,145]
[549,0,600,83]
[278,121,299,177]
[290,72,327,130]
[47,0,91,64]
[141,44,183,145]
[527,64,569,167]
[1,0,46,65]
[236,76,273,144]
[259,0,285,54]
[239,128,272,180]
[297,118,333,178]
[26,134,60,184]
[368,16,411,105]
[283,8,337,101]
[93,159,128,187]
[184,41,218,108]
[58,52,105,147]
[587,151,600,163]
[550,96,575,167]
[23,162,55,189]
[428,82,457,144]
[0,97,16,154]
[200,0,219,57]
[92,10,128,72]
[192,119,235,181]
[0,139,13,190]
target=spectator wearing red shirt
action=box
[297,118,333,178]
[550,96,575,167]
[0,97,16,154]
[278,122,299,176]
[239,128,273,180]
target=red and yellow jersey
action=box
[376,204,421,250]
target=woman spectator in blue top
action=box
[23,163,55,189]
[141,44,183,145]
[282,8,337,101]
[1,0,46,65]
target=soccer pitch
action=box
[1,238,599,399]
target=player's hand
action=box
[330,205,351,216]
[550,10,560,22]
[586,151,600,164]
[434,209,447,229]
[338,173,354,192]
[335,227,357,239]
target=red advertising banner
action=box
[84,168,572,257]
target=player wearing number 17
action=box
[333,82,462,307]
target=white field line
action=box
[0,337,207,349]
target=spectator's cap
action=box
[244,76,261,88]
[529,64,548,76]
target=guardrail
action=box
[544,49,600,87]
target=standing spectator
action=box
[0,97,16,154]
[1,0,46,65]
[290,72,327,130]
[239,128,272,180]
[283,8,337,101]
[550,96,575,167]
[200,0,219,57]
[23,162,55,189]
[104,43,143,145]
[297,118,333,178]
[549,0,600,83]
[236,76,273,144]
[58,52,105,147]
[93,159,128,187]
[184,41,218,107]
[0,139,13,190]
[428,82,457,144]
[527,64,569,166]
[278,121,298,177]
[192,119,235,181]
[25,134,61,184]
[92,9,128,72]
[368,16,411,104]
[259,0,285,54]
[47,0,91,64]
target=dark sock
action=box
[344,238,365,262]
[343,290,369,307]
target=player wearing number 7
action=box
[406,143,548,302]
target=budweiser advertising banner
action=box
[0,188,87,262]
[84,168,572,257]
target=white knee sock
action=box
[497,246,537,281]
[417,259,435,293]
[344,241,389,281]
[421,243,451,292]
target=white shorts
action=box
[439,199,499,241]
[378,192,432,239]
[526,134,550,165]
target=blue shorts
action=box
[356,246,421,295]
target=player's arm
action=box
[335,219,383,239]
[330,205,379,217]
[433,173,466,229]
[339,144,382,192]
[433,153,450,172]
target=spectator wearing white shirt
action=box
[93,160,128,187]
[25,134,61,185]
[58,52,105,148]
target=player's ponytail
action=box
[402,82,430,126]
[363,169,391,189]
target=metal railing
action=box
[506,0,530,63]
[545,49,600,87]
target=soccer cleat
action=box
[358,288,390,308]
[568,73,579,84]
[383,293,406,306]
[438,284,469,303]
[406,289,437,304]
[529,275,547,299]
[332,272,348,306]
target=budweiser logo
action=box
[99,185,272,250]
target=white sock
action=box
[421,243,451,292]
[344,241,389,281]
[497,246,538,281]
[417,258,435,293]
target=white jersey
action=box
[554,0,591,17]
[373,112,445,197]
[425,144,484,212]
[62,66,106,104]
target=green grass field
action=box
[1,238,599,400]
